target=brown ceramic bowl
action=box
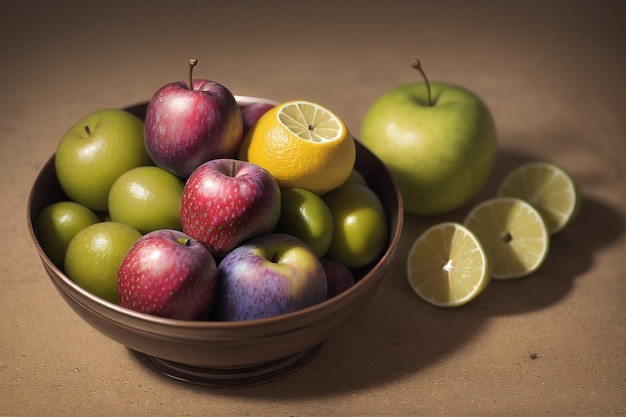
[27,96,404,387]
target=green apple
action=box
[64,221,142,304]
[34,201,100,268]
[360,60,497,215]
[55,109,154,211]
[323,184,388,269]
[108,166,184,234]
[275,187,334,258]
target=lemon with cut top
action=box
[238,100,356,195]
[407,222,491,307]
[497,161,580,234]
[464,197,549,279]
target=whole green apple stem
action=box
[410,59,432,107]
[188,59,198,90]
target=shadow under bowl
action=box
[26,96,404,387]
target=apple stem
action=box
[270,251,281,263]
[188,59,198,90]
[84,126,91,135]
[177,237,192,247]
[231,161,236,177]
[410,59,432,107]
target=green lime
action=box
[275,187,334,257]
[108,166,184,234]
[34,201,100,268]
[64,221,142,303]
[323,184,388,269]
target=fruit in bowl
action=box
[118,229,218,320]
[54,108,154,211]
[180,158,281,257]
[217,233,328,321]
[27,95,403,387]
[144,59,243,178]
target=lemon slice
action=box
[239,100,356,195]
[407,222,491,307]
[278,101,343,142]
[464,197,549,279]
[497,161,580,234]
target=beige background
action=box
[1,0,625,416]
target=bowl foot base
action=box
[129,344,322,388]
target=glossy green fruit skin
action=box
[108,166,185,234]
[323,184,388,269]
[55,109,153,211]
[360,82,497,215]
[34,201,100,268]
[275,187,334,258]
[64,221,142,304]
[342,169,368,188]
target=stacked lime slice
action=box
[497,162,580,234]
[464,197,550,279]
[406,161,581,306]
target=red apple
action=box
[216,233,327,321]
[117,229,218,320]
[320,258,355,298]
[144,59,243,178]
[241,102,275,136]
[180,158,281,257]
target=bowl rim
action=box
[26,96,404,333]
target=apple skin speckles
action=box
[117,229,218,320]
[144,77,243,178]
[180,158,281,257]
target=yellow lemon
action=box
[238,100,356,195]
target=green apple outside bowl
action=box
[360,62,497,216]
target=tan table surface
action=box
[2,1,625,416]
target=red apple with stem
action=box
[180,158,281,257]
[117,229,218,320]
[144,59,243,178]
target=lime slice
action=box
[407,222,491,307]
[497,161,580,234]
[278,101,343,142]
[464,197,549,279]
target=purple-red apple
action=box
[180,158,281,257]
[216,233,327,321]
[117,229,218,320]
[320,258,355,298]
[144,59,243,178]
[241,102,275,136]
